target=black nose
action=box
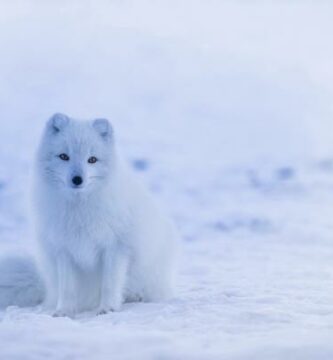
[72,176,83,186]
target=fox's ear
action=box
[48,113,70,133]
[93,118,113,140]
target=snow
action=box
[1,1,333,359]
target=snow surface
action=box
[1,1,333,359]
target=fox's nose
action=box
[72,176,83,186]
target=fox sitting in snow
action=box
[0,114,179,317]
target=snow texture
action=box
[1,1,333,359]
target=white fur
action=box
[0,253,44,308]
[30,114,179,317]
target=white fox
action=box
[0,114,179,317]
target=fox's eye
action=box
[88,156,98,164]
[59,153,70,161]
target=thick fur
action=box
[32,114,178,316]
[0,253,45,308]
[0,114,179,316]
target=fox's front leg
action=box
[98,247,129,314]
[53,253,78,318]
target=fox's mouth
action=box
[70,184,85,191]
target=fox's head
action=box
[37,113,116,195]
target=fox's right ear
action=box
[93,118,113,140]
[47,113,70,134]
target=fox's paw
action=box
[96,304,121,316]
[96,307,116,316]
[97,296,122,315]
[96,308,111,316]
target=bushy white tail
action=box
[0,254,45,308]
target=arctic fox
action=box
[0,114,179,317]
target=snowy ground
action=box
[1,1,333,359]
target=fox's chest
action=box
[66,208,118,238]
[44,208,121,265]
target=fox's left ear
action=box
[47,113,70,134]
[93,118,113,140]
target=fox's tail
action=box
[0,253,45,308]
